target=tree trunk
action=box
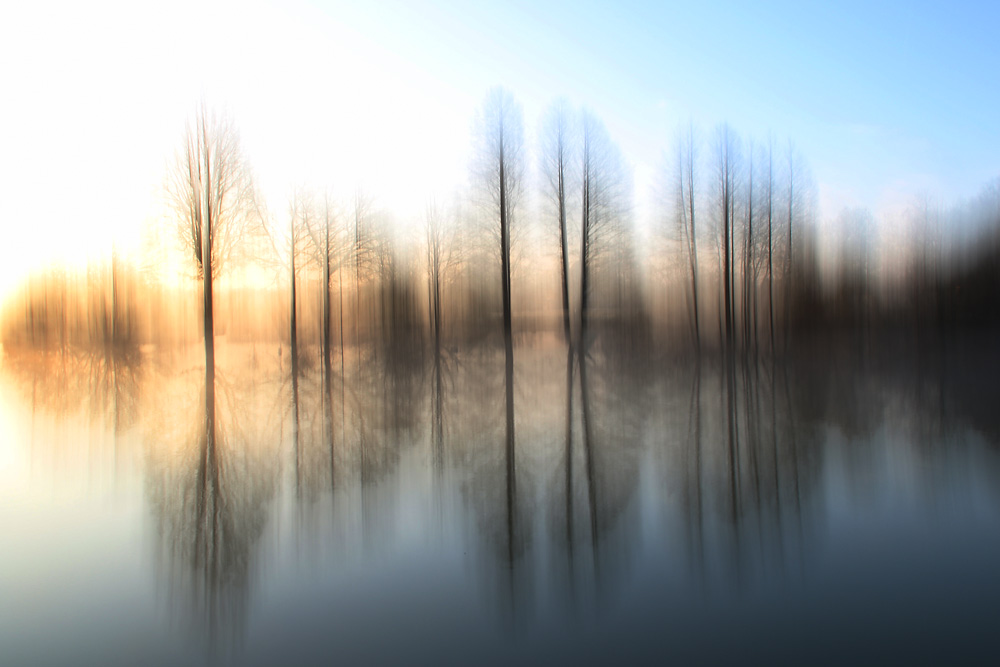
[557,135,571,348]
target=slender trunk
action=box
[338,263,345,375]
[504,322,517,568]
[785,149,794,354]
[355,197,362,364]
[580,129,591,345]
[557,132,571,348]
[110,245,119,347]
[426,229,435,349]
[687,129,701,358]
[292,339,301,498]
[202,126,215,377]
[323,209,332,378]
[722,129,732,357]
[744,147,753,352]
[500,140,512,348]
[433,264,442,353]
[196,364,219,599]
[564,347,575,588]
[685,360,704,580]
[767,144,775,358]
[579,352,600,581]
[290,219,298,374]
[325,357,335,493]
[203,227,215,376]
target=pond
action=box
[2,337,999,665]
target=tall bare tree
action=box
[742,141,755,351]
[579,110,626,345]
[766,137,775,356]
[305,191,346,377]
[475,87,524,349]
[425,203,445,353]
[541,99,574,348]
[674,123,701,356]
[713,124,739,355]
[169,106,256,375]
[351,190,376,356]
[783,140,801,351]
[287,192,311,371]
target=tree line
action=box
[3,89,999,365]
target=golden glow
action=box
[0,1,472,308]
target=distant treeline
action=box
[2,93,998,359]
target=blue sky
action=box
[1,0,997,295]
[334,0,998,210]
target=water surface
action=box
[2,338,999,665]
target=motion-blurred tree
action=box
[579,111,628,345]
[673,123,701,356]
[169,106,256,374]
[475,87,524,348]
[541,99,575,348]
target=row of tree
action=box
[4,89,999,364]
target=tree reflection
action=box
[145,357,281,656]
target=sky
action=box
[1,0,997,302]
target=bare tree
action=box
[766,137,775,356]
[784,140,798,349]
[540,99,575,348]
[351,190,377,355]
[287,192,311,370]
[713,124,739,355]
[674,123,701,356]
[742,140,755,351]
[169,105,256,374]
[475,87,524,348]
[304,191,347,377]
[579,110,627,345]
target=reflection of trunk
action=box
[770,353,784,570]
[504,337,516,571]
[292,343,301,498]
[684,361,704,579]
[324,358,335,493]
[578,353,599,578]
[724,346,740,575]
[564,348,575,588]
[203,243,215,378]
[432,344,444,476]
[782,362,803,565]
[338,263,346,416]
[194,365,221,616]
[744,357,761,520]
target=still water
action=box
[2,338,999,665]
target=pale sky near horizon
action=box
[1,0,997,302]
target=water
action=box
[2,337,1000,665]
